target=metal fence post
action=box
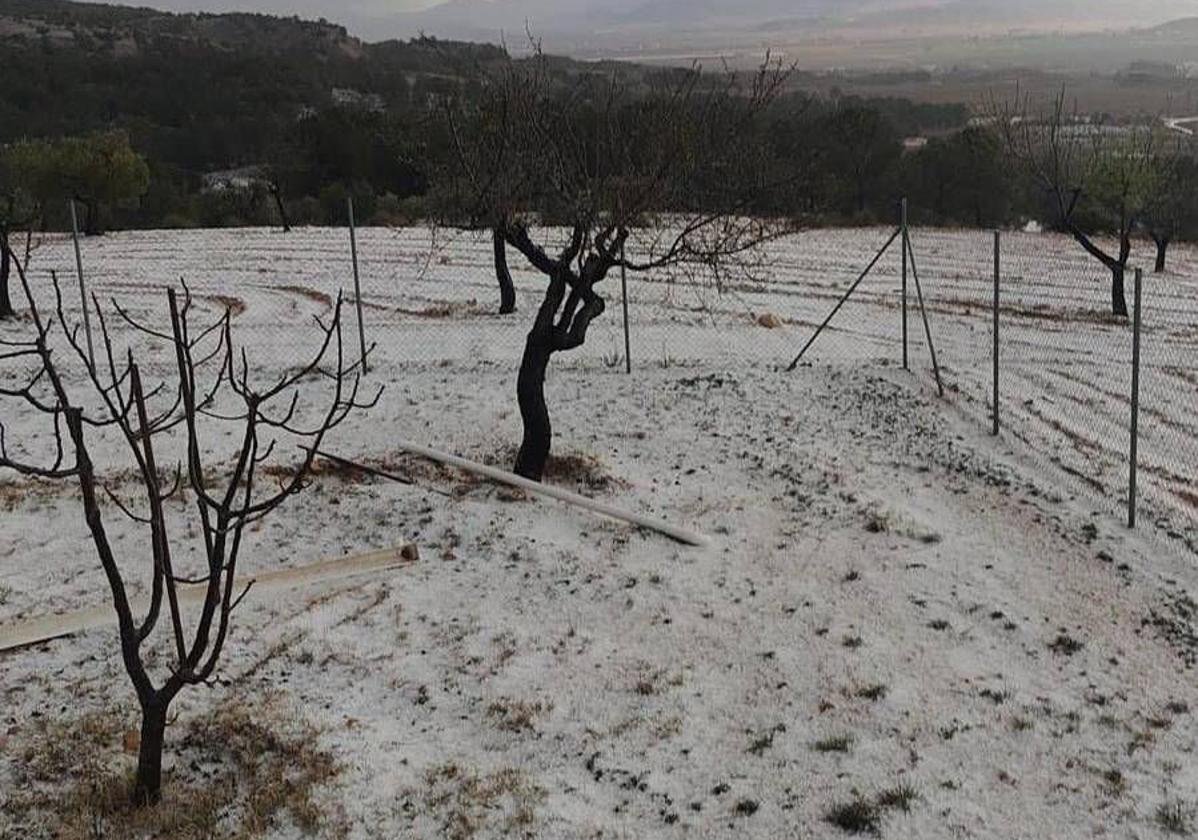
[68,199,96,373]
[992,230,1000,436]
[901,197,909,370]
[1128,267,1142,529]
[904,232,944,398]
[347,197,368,374]
[620,241,631,375]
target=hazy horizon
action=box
[82,0,1198,42]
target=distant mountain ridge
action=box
[392,0,924,36]
[390,0,1198,42]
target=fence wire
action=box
[1139,265,1198,552]
[15,221,1198,555]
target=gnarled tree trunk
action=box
[1110,264,1128,319]
[514,337,553,480]
[514,273,565,481]
[133,697,168,805]
[512,257,607,482]
[80,199,101,237]
[494,229,517,314]
[0,228,13,319]
[1152,232,1170,274]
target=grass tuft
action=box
[813,735,853,753]
[876,783,918,813]
[1156,800,1195,835]
[825,797,880,834]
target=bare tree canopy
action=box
[428,48,802,479]
[0,260,379,805]
[990,88,1177,317]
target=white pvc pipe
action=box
[393,439,710,548]
[0,546,415,653]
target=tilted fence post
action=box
[992,230,1000,436]
[347,197,368,374]
[786,227,902,371]
[68,199,96,373]
[1128,267,1142,529]
[901,198,909,370]
[904,231,944,397]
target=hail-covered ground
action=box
[1,226,1196,839]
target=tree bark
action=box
[1111,264,1128,319]
[513,272,570,481]
[82,199,101,237]
[270,185,291,233]
[1152,234,1170,274]
[493,229,517,314]
[0,228,13,319]
[133,699,168,806]
[514,335,552,481]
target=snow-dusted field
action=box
[1,226,1197,838]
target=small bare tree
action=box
[432,48,799,480]
[0,260,378,805]
[1144,140,1198,273]
[992,89,1170,316]
[0,157,37,319]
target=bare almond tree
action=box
[0,259,378,805]
[992,89,1171,317]
[431,48,800,480]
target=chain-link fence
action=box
[1139,265,1198,553]
[908,227,1197,553]
[16,216,1198,554]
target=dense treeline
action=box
[0,0,985,232]
[0,0,1192,250]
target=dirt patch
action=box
[406,764,546,840]
[1174,488,1198,513]
[262,451,455,489]
[206,294,247,317]
[395,301,484,320]
[0,477,64,511]
[2,694,344,840]
[485,446,626,494]
[268,446,625,497]
[274,285,334,310]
